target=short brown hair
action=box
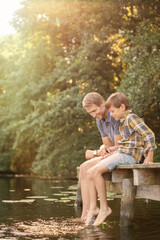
[82,92,104,108]
[105,92,129,110]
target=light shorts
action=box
[100,152,137,171]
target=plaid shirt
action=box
[117,110,157,163]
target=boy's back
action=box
[118,110,156,163]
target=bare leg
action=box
[80,157,101,221]
[92,163,112,226]
[85,168,100,225]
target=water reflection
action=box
[78,226,114,240]
[120,226,136,240]
[0,177,160,240]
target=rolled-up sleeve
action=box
[129,115,157,153]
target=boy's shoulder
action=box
[124,111,141,121]
[123,111,144,125]
[126,112,137,120]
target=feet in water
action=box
[81,209,89,223]
[81,216,86,224]
[85,207,100,225]
[93,207,112,226]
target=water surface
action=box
[0,176,160,239]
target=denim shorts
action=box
[100,152,137,171]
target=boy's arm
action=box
[98,134,121,156]
[104,134,121,153]
[143,150,154,164]
[85,136,113,159]
[98,136,113,156]
[129,115,157,158]
[114,134,121,146]
[102,136,113,147]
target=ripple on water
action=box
[0,178,160,240]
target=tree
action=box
[3,0,126,175]
[119,20,160,137]
[0,0,159,176]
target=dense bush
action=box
[0,0,159,176]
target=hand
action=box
[143,157,153,164]
[85,150,95,160]
[100,153,109,160]
[105,146,116,153]
[100,151,114,160]
[98,147,107,156]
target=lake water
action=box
[0,176,160,239]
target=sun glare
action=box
[0,0,22,36]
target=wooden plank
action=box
[76,162,160,208]
[120,178,136,226]
[106,181,122,194]
[133,169,160,186]
[116,163,160,169]
[76,163,160,180]
[112,169,132,183]
[136,185,160,201]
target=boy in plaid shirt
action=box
[85,92,156,226]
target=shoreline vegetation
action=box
[0,0,159,177]
[0,172,77,181]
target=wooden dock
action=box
[76,163,160,226]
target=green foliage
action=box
[119,20,160,137]
[154,141,160,163]
[11,87,101,176]
[0,0,159,176]
[0,130,13,172]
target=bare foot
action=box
[93,207,112,226]
[85,207,100,225]
[81,216,86,223]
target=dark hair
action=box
[105,92,129,110]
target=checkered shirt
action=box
[117,110,157,163]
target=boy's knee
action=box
[86,168,94,179]
[93,167,100,178]
[87,166,99,179]
[91,165,105,178]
